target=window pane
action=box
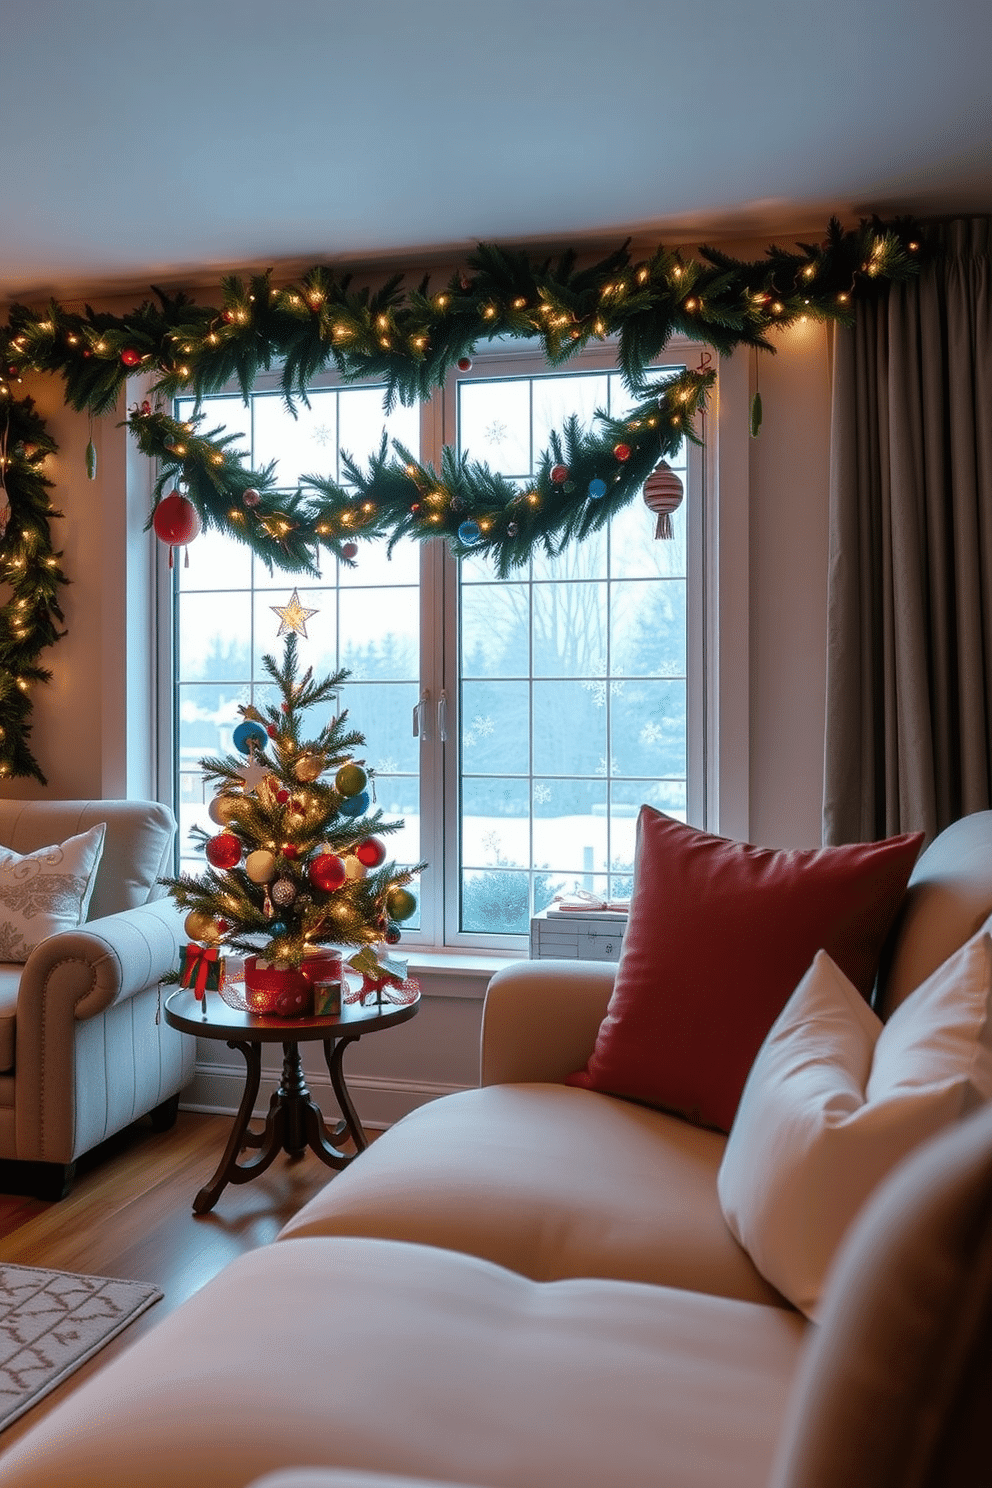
[457,359,691,936]
[174,378,422,896]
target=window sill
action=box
[403,946,525,998]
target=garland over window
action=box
[0,215,925,778]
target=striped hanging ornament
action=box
[642,460,684,539]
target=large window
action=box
[164,339,706,951]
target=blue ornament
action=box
[458,519,481,545]
[587,478,607,499]
[338,790,370,817]
[232,720,268,754]
[269,921,287,936]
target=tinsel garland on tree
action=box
[0,215,927,776]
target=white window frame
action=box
[152,337,747,955]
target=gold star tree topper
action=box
[271,589,318,638]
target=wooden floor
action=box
[0,1109,345,1455]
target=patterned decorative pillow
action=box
[0,823,107,962]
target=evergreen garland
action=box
[0,214,926,776]
[0,396,68,782]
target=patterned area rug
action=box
[0,1263,162,1432]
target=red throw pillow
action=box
[566,808,924,1132]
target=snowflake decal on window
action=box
[374,757,398,775]
[533,782,552,805]
[464,714,496,747]
[484,420,509,447]
[639,722,665,745]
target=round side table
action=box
[164,986,420,1214]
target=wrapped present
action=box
[179,943,223,1000]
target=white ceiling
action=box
[2,0,990,301]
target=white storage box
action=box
[529,906,628,962]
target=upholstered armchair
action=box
[0,799,195,1199]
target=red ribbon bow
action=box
[181,944,219,1000]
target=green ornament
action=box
[386,886,417,922]
[749,390,763,438]
[336,762,368,797]
[85,439,97,480]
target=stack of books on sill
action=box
[529,891,630,963]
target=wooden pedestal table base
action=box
[164,987,420,1214]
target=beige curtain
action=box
[823,218,992,844]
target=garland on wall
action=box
[0,214,925,777]
[0,398,68,781]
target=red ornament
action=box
[309,851,347,892]
[243,487,262,507]
[276,789,290,804]
[267,725,278,738]
[613,442,632,462]
[341,542,358,560]
[205,832,241,870]
[121,349,142,367]
[152,491,202,564]
[355,837,387,868]
[642,461,684,539]
[457,357,472,371]
[282,844,299,860]
[551,464,569,485]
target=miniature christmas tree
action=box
[163,633,421,1009]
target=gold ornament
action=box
[343,854,367,880]
[184,909,222,944]
[294,752,325,782]
[245,849,278,883]
[207,793,240,827]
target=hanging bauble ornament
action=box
[457,357,472,371]
[309,851,347,893]
[613,442,632,462]
[343,855,367,880]
[294,751,325,782]
[184,910,223,944]
[355,837,387,868]
[386,886,417,922]
[642,461,684,539]
[153,491,202,565]
[232,719,268,755]
[121,349,142,367]
[207,794,240,827]
[268,921,287,936]
[85,439,97,481]
[341,542,358,560]
[282,843,299,860]
[245,849,278,884]
[336,763,368,797]
[507,522,519,538]
[205,833,241,870]
[339,790,370,818]
[458,519,481,546]
[270,878,297,907]
[587,478,607,500]
[550,464,569,485]
[243,487,262,507]
[384,924,402,945]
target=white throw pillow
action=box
[717,935,992,1320]
[0,823,107,962]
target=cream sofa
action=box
[4,812,992,1487]
[0,799,195,1197]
